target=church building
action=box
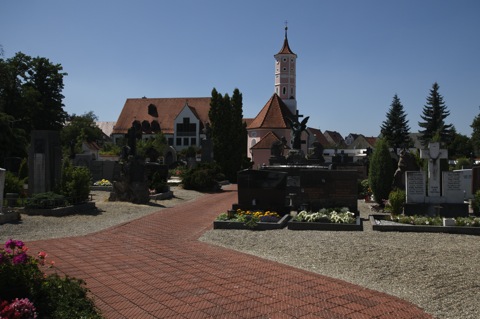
[247,26,312,167]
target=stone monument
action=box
[28,131,62,195]
[404,142,469,217]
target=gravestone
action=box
[405,142,468,217]
[453,169,473,199]
[442,171,465,203]
[405,171,426,203]
[0,168,5,212]
[28,131,62,195]
[419,142,447,198]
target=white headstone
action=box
[406,171,426,203]
[419,142,448,197]
[453,169,473,199]
[442,171,466,203]
[0,168,5,213]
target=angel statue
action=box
[286,116,309,150]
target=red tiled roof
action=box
[251,131,288,150]
[365,136,378,147]
[307,127,329,147]
[247,93,294,129]
[112,97,211,135]
[324,130,344,144]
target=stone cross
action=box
[420,142,448,197]
[0,168,5,213]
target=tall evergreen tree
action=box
[368,138,394,205]
[380,94,412,155]
[208,88,246,182]
[418,82,453,146]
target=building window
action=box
[282,87,286,95]
[168,138,173,146]
[176,117,196,136]
[176,138,181,145]
[283,67,286,71]
[191,138,196,145]
[183,137,189,146]
[283,58,287,62]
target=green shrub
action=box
[0,239,102,319]
[149,171,168,193]
[18,157,29,181]
[472,190,480,215]
[182,163,224,191]
[4,171,24,197]
[25,192,68,209]
[60,159,92,203]
[386,189,406,215]
[358,179,370,199]
[368,138,394,205]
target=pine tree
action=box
[368,138,394,205]
[418,82,454,146]
[380,94,412,155]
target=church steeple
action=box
[274,23,297,114]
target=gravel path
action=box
[2,188,479,319]
[0,186,204,242]
[200,200,480,319]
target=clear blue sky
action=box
[1,0,479,138]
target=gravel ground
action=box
[0,186,204,242]
[200,200,480,319]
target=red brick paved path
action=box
[29,186,434,318]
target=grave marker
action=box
[406,171,426,203]
[442,171,465,203]
[419,142,448,197]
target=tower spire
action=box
[274,23,297,114]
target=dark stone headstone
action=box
[28,131,62,195]
[237,169,288,214]
[472,166,480,194]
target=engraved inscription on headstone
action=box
[406,171,425,203]
[442,171,465,203]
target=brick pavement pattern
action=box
[29,186,434,319]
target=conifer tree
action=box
[471,114,480,156]
[418,82,454,146]
[368,138,394,205]
[208,88,246,182]
[380,94,412,155]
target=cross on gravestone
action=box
[420,142,448,197]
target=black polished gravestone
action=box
[264,166,358,215]
[235,167,358,216]
[236,169,289,214]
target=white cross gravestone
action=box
[0,168,5,213]
[419,142,448,197]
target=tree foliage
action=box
[380,94,412,154]
[368,138,394,205]
[208,88,247,182]
[0,52,67,164]
[61,111,104,155]
[471,114,480,156]
[418,82,453,146]
[447,128,473,159]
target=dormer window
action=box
[148,104,158,117]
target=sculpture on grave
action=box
[287,116,309,150]
[393,149,419,190]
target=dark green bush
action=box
[60,159,92,203]
[4,171,24,197]
[368,138,394,205]
[472,190,480,215]
[182,163,224,191]
[149,171,168,193]
[33,274,103,319]
[25,192,68,209]
[358,179,370,199]
[386,189,406,215]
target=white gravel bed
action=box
[0,186,203,242]
[199,201,480,319]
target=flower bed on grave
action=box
[213,209,290,230]
[370,214,480,235]
[288,208,363,231]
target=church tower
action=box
[274,24,297,114]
